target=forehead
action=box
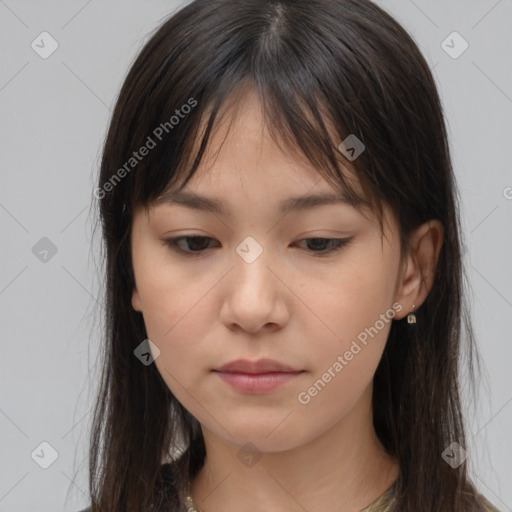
[160,87,366,203]
[180,87,349,170]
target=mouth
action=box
[212,358,305,394]
[213,358,302,374]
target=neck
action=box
[189,384,399,512]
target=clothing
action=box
[360,479,396,512]
[359,479,501,512]
[77,474,502,512]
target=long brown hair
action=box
[89,0,492,510]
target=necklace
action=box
[185,480,204,512]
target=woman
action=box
[84,0,500,510]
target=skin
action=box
[130,88,443,512]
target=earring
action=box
[407,304,416,324]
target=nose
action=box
[219,243,290,334]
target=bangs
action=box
[146,77,384,229]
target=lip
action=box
[213,358,301,374]
[212,359,304,394]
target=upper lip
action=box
[213,358,302,374]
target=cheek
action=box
[133,242,207,340]
[139,278,206,350]
[299,248,397,348]
[134,262,220,392]
[292,300,393,433]
[143,290,210,402]
[294,248,398,394]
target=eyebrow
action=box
[154,189,362,217]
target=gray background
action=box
[0,1,511,511]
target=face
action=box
[130,89,406,452]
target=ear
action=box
[132,287,143,312]
[393,219,444,320]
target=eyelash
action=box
[162,235,352,257]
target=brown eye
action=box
[164,236,218,255]
[295,238,351,255]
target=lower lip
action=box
[213,371,303,394]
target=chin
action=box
[208,418,314,454]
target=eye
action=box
[163,236,218,255]
[294,237,352,255]
[163,235,352,257]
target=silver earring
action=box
[407,304,416,324]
